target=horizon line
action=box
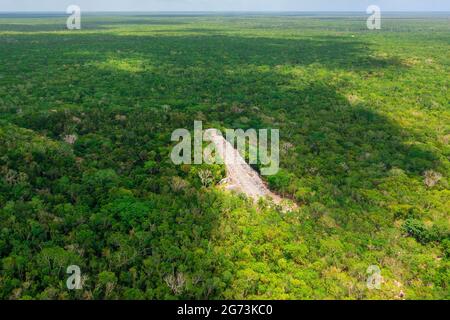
[1,10,449,13]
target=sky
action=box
[1,0,450,12]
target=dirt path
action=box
[206,129,288,206]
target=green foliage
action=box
[267,169,294,195]
[403,219,449,244]
[0,13,448,300]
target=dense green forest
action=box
[0,14,448,300]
